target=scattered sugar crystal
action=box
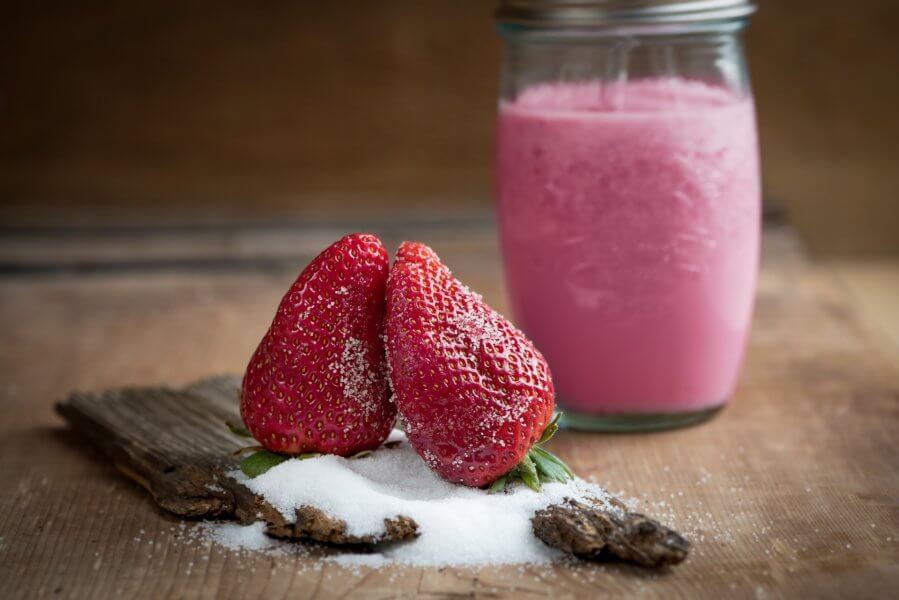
[187,521,306,556]
[203,522,282,552]
[226,431,617,567]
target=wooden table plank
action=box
[0,224,897,598]
[829,260,899,357]
[0,215,498,275]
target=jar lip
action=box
[495,1,756,27]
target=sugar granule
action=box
[202,522,282,552]
[232,431,618,567]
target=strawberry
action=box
[385,242,572,489]
[240,233,395,457]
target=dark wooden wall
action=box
[1,1,897,255]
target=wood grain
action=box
[0,223,897,598]
[830,260,899,357]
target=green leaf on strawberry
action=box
[518,454,541,492]
[537,413,562,445]
[238,449,322,478]
[531,446,573,483]
[239,450,288,478]
[488,473,509,494]
[490,412,574,492]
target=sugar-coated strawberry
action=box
[385,242,571,489]
[240,233,395,457]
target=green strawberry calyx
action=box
[488,413,574,493]
[224,420,374,478]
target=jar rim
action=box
[495,1,756,27]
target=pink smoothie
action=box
[496,79,760,414]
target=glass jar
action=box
[494,1,761,431]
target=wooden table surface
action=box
[0,216,897,599]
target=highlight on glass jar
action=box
[493,1,762,432]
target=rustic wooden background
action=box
[1,0,898,255]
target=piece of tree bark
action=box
[533,498,690,568]
[57,376,689,567]
[265,507,419,545]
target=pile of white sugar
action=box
[213,431,617,567]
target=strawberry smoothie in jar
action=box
[494,1,761,430]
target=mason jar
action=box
[494,1,761,431]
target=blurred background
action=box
[1,0,897,256]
